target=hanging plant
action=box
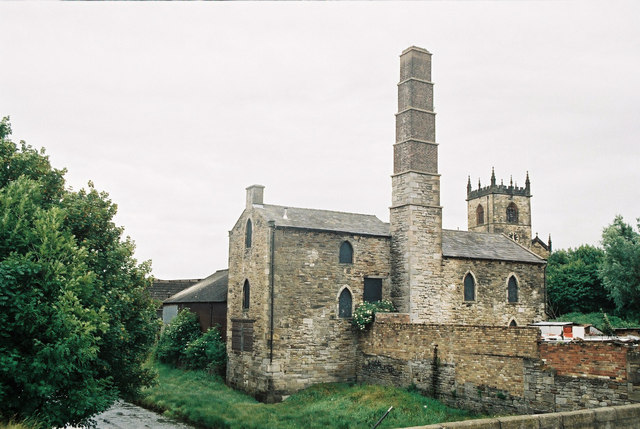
[351,300,396,331]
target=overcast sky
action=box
[1,1,639,279]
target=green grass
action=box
[551,311,639,332]
[138,362,476,429]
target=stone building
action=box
[226,46,548,402]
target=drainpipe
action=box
[543,264,548,319]
[268,220,276,363]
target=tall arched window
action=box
[476,205,484,225]
[338,288,352,318]
[506,203,518,224]
[509,319,518,327]
[242,280,250,310]
[463,273,475,301]
[245,219,252,248]
[507,276,518,303]
[339,241,353,264]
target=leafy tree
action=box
[0,117,158,427]
[546,245,612,317]
[600,215,640,320]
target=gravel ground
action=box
[67,401,195,429]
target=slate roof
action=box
[164,269,228,304]
[254,204,391,237]
[148,278,202,301]
[442,230,546,264]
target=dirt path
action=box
[72,401,195,429]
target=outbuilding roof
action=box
[164,269,228,304]
[149,278,202,301]
[442,230,546,264]
[255,204,391,237]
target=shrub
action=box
[351,300,396,331]
[183,326,226,374]
[156,310,201,366]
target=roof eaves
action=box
[273,224,391,238]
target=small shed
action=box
[530,321,602,341]
[162,269,228,339]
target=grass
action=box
[551,311,639,332]
[138,362,477,429]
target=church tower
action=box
[467,169,533,245]
[390,47,443,322]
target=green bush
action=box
[184,326,226,374]
[551,311,638,332]
[351,300,396,331]
[156,310,202,366]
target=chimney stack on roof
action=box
[246,184,265,209]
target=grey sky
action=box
[1,2,639,279]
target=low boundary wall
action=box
[406,403,640,429]
[358,314,639,414]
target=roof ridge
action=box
[262,203,384,219]
[498,233,546,261]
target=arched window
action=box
[339,241,353,264]
[463,273,475,301]
[338,288,352,318]
[506,203,518,224]
[245,219,252,248]
[509,319,518,327]
[507,276,518,303]
[242,280,250,310]
[476,205,484,225]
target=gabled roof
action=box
[148,278,202,301]
[164,269,228,304]
[253,204,391,237]
[442,230,546,264]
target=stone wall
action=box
[268,227,390,400]
[439,258,546,326]
[410,403,640,429]
[226,208,272,399]
[467,193,532,245]
[357,315,640,414]
[357,314,540,414]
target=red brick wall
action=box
[540,341,629,381]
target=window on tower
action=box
[506,203,518,223]
[476,205,484,225]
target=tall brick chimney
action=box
[390,47,443,322]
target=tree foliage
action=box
[600,215,640,320]
[546,245,612,317]
[156,309,202,366]
[0,117,158,427]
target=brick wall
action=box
[540,341,628,381]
